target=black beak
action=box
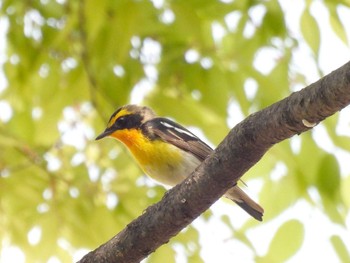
[95,128,113,140]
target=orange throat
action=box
[110,128,143,149]
[109,128,155,166]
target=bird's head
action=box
[95,104,156,141]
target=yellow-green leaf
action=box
[259,220,304,262]
[330,235,350,262]
[327,3,349,45]
[300,8,320,57]
[341,175,350,208]
[316,154,340,199]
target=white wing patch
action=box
[160,120,197,138]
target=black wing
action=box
[143,117,213,161]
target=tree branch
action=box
[78,61,350,263]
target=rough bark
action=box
[78,61,350,263]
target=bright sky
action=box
[1,0,350,262]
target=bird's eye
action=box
[115,116,127,126]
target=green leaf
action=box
[259,174,299,219]
[147,244,176,263]
[261,1,286,38]
[322,197,344,224]
[341,175,350,208]
[330,235,350,262]
[316,154,340,199]
[296,134,324,187]
[326,3,349,45]
[258,220,304,262]
[300,8,320,57]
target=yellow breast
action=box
[110,129,200,186]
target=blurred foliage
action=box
[0,0,349,262]
[257,219,304,263]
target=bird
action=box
[96,104,264,221]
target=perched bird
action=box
[96,104,264,221]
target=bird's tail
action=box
[224,186,264,221]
